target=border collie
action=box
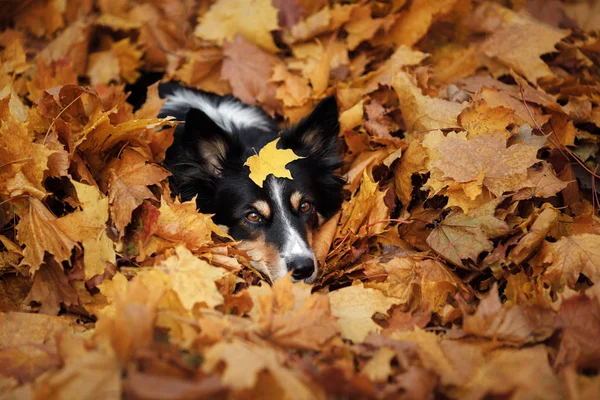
[159,83,344,283]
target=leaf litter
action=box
[1,0,600,399]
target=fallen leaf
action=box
[16,198,76,274]
[221,35,281,115]
[106,148,170,235]
[458,100,515,138]
[329,283,401,342]
[426,202,509,267]
[535,234,600,288]
[195,0,279,53]
[481,16,570,83]
[154,246,225,310]
[392,71,467,131]
[463,284,555,345]
[55,181,115,278]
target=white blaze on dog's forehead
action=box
[162,88,272,132]
[251,200,271,218]
[270,180,314,261]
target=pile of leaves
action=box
[1,0,600,398]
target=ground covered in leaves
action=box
[1,0,600,398]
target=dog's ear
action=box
[184,108,236,177]
[280,96,340,159]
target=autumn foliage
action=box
[1,0,600,398]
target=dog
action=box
[158,83,344,283]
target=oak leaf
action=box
[244,138,305,188]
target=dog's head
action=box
[166,97,344,282]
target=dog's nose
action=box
[288,257,315,280]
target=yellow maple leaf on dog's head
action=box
[244,138,305,188]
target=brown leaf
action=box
[23,258,79,315]
[481,13,570,83]
[463,284,555,345]
[221,35,281,116]
[426,203,509,267]
[555,292,600,369]
[106,148,170,235]
[388,0,459,48]
[535,234,600,288]
[153,198,229,251]
[508,207,558,265]
[16,198,76,273]
[424,130,540,198]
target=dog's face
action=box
[167,97,344,283]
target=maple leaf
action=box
[203,338,318,397]
[111,38,143,84]
[480,11,570,83]
[195,0,279,53]
[244,138,305,188]
[15,198,76,274]
[221,35,281,116]
[424,130,540,198]
[388,0,459,48]
[329,283,401,342]
[555,293,600,370]
[152,197,229,251]
[55,181,115,279]
[154,246,225,310]
[426,201,509,267]
[514,161,569,200]
[458,100,515,138]
[392,71,467,131]
[534,234,600,288]
[106,148,170,235]
[23,258,79,315]
[249,276,339,350]
[463,284,555,345]
[508,207,559,266]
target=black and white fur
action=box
[159,83,344,283]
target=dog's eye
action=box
[246,212,261,223]
[299,201,312,214]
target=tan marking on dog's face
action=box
[290,191,303,211]
[235,234,286,281]
[251,200,271,219]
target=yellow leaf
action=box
[244,138,305,188]
[194,0,279,53]
[329,283,401,342]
